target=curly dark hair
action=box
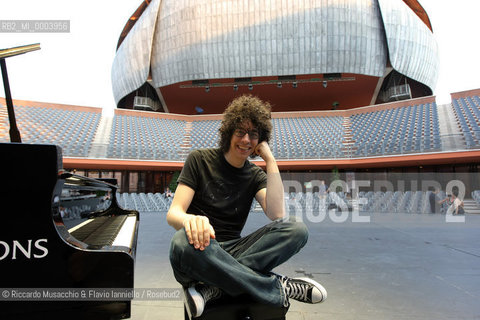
[219,94,272,157]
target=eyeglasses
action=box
[234,128,260,139]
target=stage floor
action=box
[131,210,480,319]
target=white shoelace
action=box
[286,280,309,302]
[278,275,311,306]
[278,276,290,307]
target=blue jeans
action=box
[169,216,308,306]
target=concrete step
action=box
[88,112,114,158]
[463,199,480,214]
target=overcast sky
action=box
[0,0,479,110]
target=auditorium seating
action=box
[5,93,480,162]
[117,192,172,211]
[451,96,480,148]
[0,105,100,157]
[107,114,186,160]
[105,189,479,214]
[350,103,441,156]
[271,116,344,159]
[190,119,220,149]
[284,190,445,215]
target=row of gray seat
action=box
[116,192,173,211]
[2,98,479,160]
[0,105,100,157]
[107,115,186,160]
[452,96,480,148]
[114,190,480,214]
[351,103,441,156]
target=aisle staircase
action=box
[463,199,480,214]
[178,121,193,159]
[88,112,114,158]
[437,103,463,150]
[341,117,356,157]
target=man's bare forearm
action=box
[265,158,286,220]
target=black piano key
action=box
[71,215,128,247]
[70,216,109,241]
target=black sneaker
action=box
[184,283,222,318]
[277,275,327,307]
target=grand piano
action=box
[0,142,139,319]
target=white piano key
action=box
[68,218,93,233]
[112,215,137,248]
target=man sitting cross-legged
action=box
[167,95,327,318]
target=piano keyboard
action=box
[68,214,137,248]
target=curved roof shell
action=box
[112,0,438,113]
